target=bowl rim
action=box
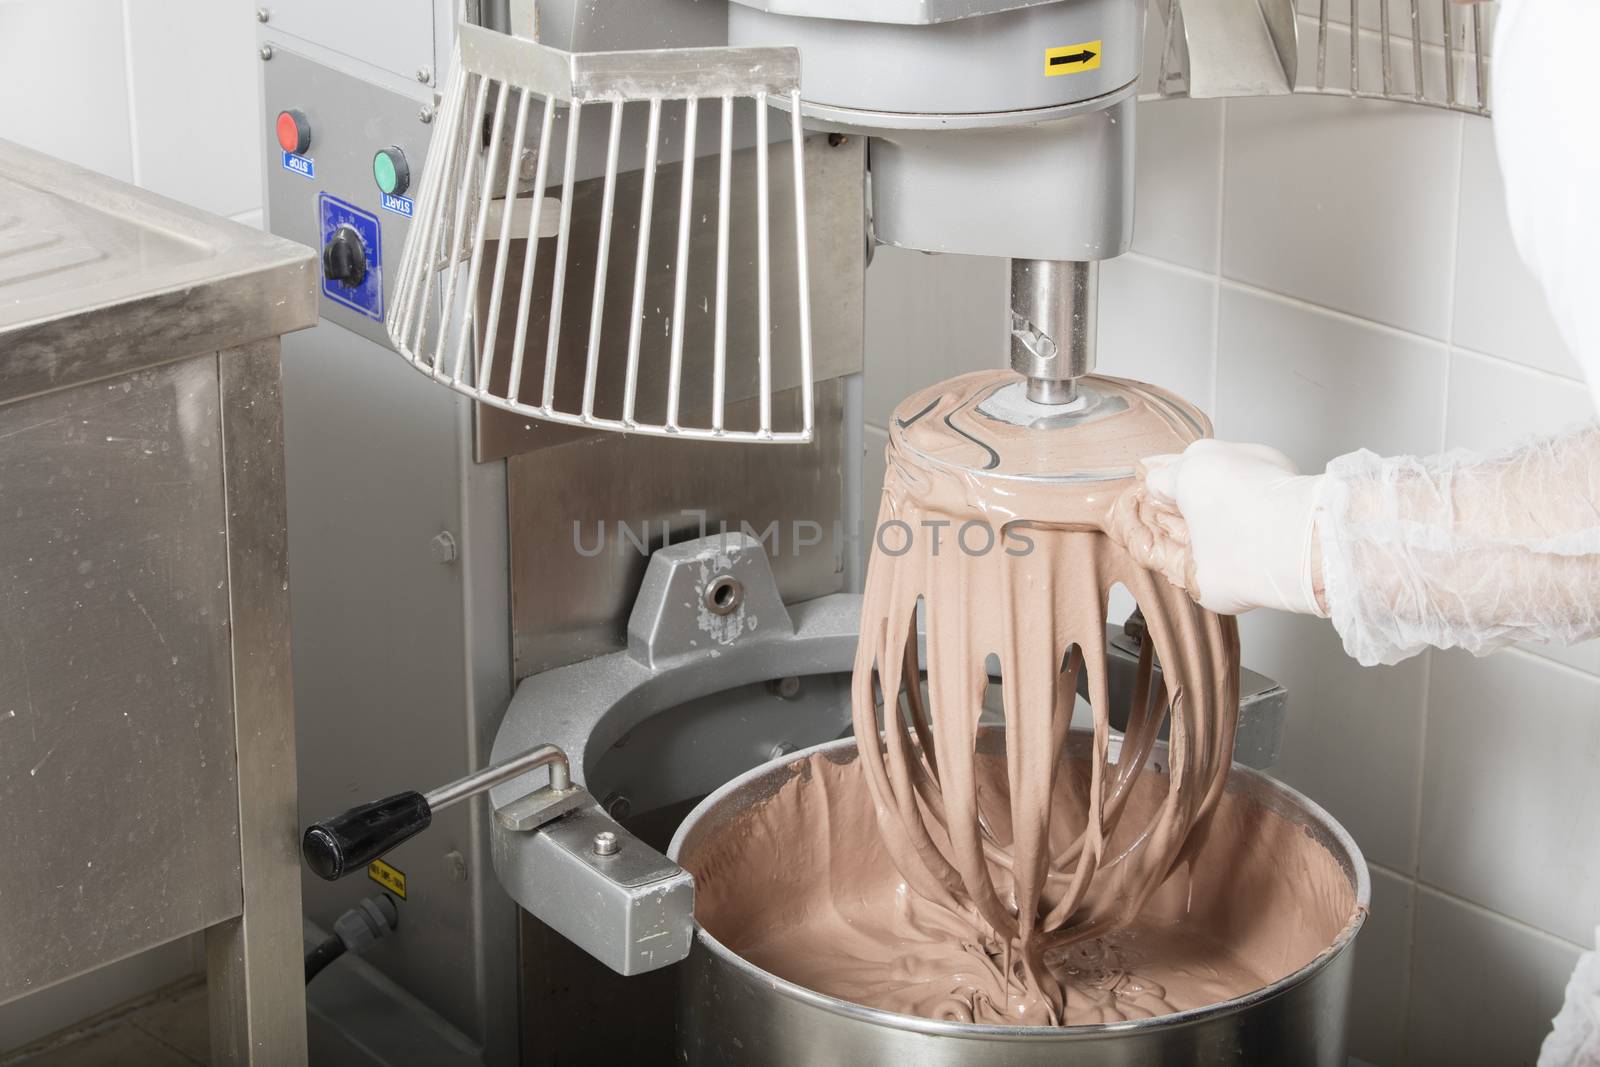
[667,733,1371,1040]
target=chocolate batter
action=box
[688,746,1356,1026]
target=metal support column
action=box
[208,338,309,1065]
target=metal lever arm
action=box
[302,743,575,880]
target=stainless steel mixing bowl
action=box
[668,735,1369,1066]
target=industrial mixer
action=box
[258,0,1489,1062]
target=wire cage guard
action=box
[1303,0,1491,112]
[388,23,816,443]
[1156,0,1492,114]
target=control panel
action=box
[262,48,433,347]
[319,194,384,320]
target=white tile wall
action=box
[1445,348,1597,452]
[1131,99,1223,272]
[1350,867,1416,1065]
[1213,285,1447,465]
[0,0,263,217]
[1098,255,1216,408]
[1407,889,1581,1067]
[1222,93,1462,339]
[0,1,262,1045]
[1239,611,1428,871]
[124,0,264,218]
[0,0,135,182]
[1421,650,1600,946]
[860,86,1598,1065]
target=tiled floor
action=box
[2,981,209,1067]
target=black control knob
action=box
[322,224,368,289]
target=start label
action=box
[1045,41,1102,76]
[368,857,407,899]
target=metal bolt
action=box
[258,44,273,61]
[518,150,540,183]
[430,531,458,564]
[418,105,435,125]
[603,792,632,821]
[444,849,468,883]
[417,67,433,84]
[592,831,620,857]
[769,741,798,761]
[256,7,270,21]
[767,676,802,701]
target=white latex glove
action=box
[1109,440,1327,618]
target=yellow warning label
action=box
[1045,41,1103,76]
[368,858,407,899]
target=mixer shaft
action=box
[1009,259,1099,406]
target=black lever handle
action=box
[302,792,432,880]
[301,744,574,881]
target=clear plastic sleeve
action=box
[1316,423,1600,667]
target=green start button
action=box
[373,147,409,196]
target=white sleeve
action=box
[1315,423,1600,667]
[1538,927,1600,1067]
[1493,0,1600,415]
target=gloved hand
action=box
[1108,440,1328,618]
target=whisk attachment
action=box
[852,371,1241,1018]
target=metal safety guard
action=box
[387,23,816,442]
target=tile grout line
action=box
[1435,110,1467,459]
[0,975,206,1066]
[1503,644,1600,684]
[1450,342,1595,391]
[1441,110,1467,383]
[1207,99,1227,419]
[1125,249,1450,351]
[1365,857,1423,1062]
[1398,644,1430,1061]
[119,0,142,187]
[1123,267,1586,392]
[1397,871,1419,1066]
[1411,879,1593,955]
[1402,111,1462,1026]
[126,1016,208,1067]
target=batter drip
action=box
[849,371,1241,1024]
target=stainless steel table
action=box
[0,139,317,1063]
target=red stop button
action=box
[276,109,311,155]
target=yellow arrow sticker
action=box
[1045,41,1103,76]
[368,858,407,899]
